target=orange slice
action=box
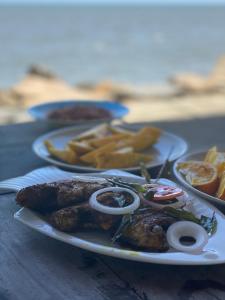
[177,161,219,195]
[204,146,218,163]
[217,172,225,200]
[204,146,225,177]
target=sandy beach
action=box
[1,64,225,125]
[1,5,225,126]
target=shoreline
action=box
[1,65,225,125]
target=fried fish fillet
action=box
[122,210,175,252]
[49,197,175,252]
[16,180,109,213]
[50,196,122,232]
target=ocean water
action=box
[0,5,225,88]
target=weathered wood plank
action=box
[0,194,140,300]
[98,255,225,300]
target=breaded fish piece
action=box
[16,180,109,213]
[122,210,175,252]
[50,202,175,252]
[50,193,123,232]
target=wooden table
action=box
[1,118,225,300]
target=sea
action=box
[0,5,225,88]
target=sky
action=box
[1,0,225,4]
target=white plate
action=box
[13,168,225,265]
[173,151,225,207]
[32,123,188,172]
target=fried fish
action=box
[16,179,109,213]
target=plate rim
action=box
[14,175,225,266]
[173,150,225,206]
[32,123,188,172]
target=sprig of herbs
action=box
[107,177,146,193]
[155,146,174,182]
[111,214,133,243]
[163,207,200,223]
[139,146,174,191]
[163,207,217,235]
[200,212,217,236]
[140,162,151,183]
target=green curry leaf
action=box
[163,207,217,235]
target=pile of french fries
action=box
[44,124,161,169]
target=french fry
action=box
[108,126,133,135]
[80,142,117,165]
[68,141,93,155]
[96,152,152,169]
[44,125,161,169]
[115,147,133,154]
[89,133,133,148]
[44,140,77,164]
[74,123,111,142]
[123,127,161,151]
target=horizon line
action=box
[1,2,225,5]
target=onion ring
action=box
[166,221,208,253]
[89,187,140,215]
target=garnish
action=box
[200,212,217,236]
[144,189,156,201]
[155,146,174,182]
[89,187,140,215]
[112,214,133,243]
[140,162,151,183]
[153,198,179,205]
[163,207,217,235]
[166,221,209,253]
[107,177,146,193]
[113,193,126,207]
[150,185,184,201]
[138,147,174,202]
[163,207,200,222]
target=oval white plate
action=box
[14,173,225,265]
[32,123,188,172]
[173,151,225,207]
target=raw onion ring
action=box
[166,221,208,253]
[89,187,140,215]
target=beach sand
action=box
[1,66,225,125]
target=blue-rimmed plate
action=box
[28,100,129,122]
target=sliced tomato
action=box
[153,185,184,201]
